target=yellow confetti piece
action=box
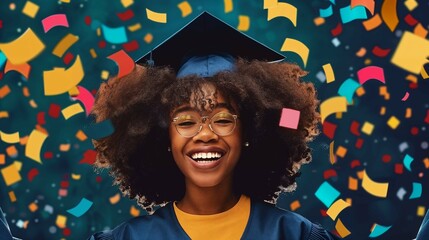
[68,86,79,97]
[0,111,9,118]
[61,0,70,3]
[405,108,412,118]
[263,0,278,9]
[313,17,325,26]
[0,131,20,144]
[109,193,121,204]
[0,154,5,165]
[75,130,87,141]
[8,191,16,202]
[237,15,250,31]
[6,146,17,157]
[71,173,81,180]
[345,198,352,205]
[336,146,347,158]
[22,1,39,18]
[121,0,133,7]
[391,31,429,74]
[417,206,426,217]
[267,2,297,27]
[28,202,38,212]
[380,106,386,115]
[14,161,22,171]
[348,176,358,190]
[130,205,140,217]
[59,144,70,152]
[335,110,343,119]
[335,218,351,238]
[423,158,429,169]
[364,58,372,65]
[290,200,300,211]
[404,0,418,11]
[355,87,365,96]
[177,1,192,17]
[89,48,97,58]
[380,0,398,32]
[53,33,79,57]
[327,199,351,221]
[362,169,388,198]
[43,55,84,96]
[101,70,109,80]
[356,47,366,57]
[0,85,11,99]
[146,8,167,23]
[56,215,67,228]
[281,38,309,67]
[414,23,428,38]
[387,116,400,129]
[224,0,233,13]
[128,23,141,32]
[62,103,84,120]
[1,164,22,186]
[144,33,153,43]
[361,121,374,135]
[322,63,335,83]
[329,141,336,164]
[25,129,48,164]
[320,96,348,123]
[96,28,101,36]
[0,28,45,65]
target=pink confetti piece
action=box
[72,86,94,116]
[357,66,385,84]
[41,14,69,33]
[279,108,300,129]
[401,92,409,101]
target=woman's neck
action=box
[176,179,240,215]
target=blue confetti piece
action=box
[67,198,93,217]
[369,224,391,238]
[319,5,333,18]
[403,154,414,171]
[315,181,340,208]
[329,0,335,5]
[338,78,360,104]
[340,5,368,24]
[0,51,6,69]
[410,182,422,199]
[101,24,128,44]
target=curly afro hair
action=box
[91,59,320,212]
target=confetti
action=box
[335,218,351,238]
[387,116,400,129]
[116,9,135,21]
[409,182,422,199]
[329,141,336,164]
[280,38,308,67]
[62,103,84,120]
[121,0,133,7]
[224,0,233,13]
[380,0,398,31]
[319,5,333,18]
[340,5,368,24]
[362,14,382,31]
[369,223,391,238]
[357,66,385,84]
[1,163,22,186]
[0,131,20,144]
[362,169,389,198]
[391,31,429,74]
[338,78,360,104]
[0,28,45,64]
[326,199,351,220]
[348,176,358,190]
[27,168,39,182]
[267,2,297,27]
[401,92,409,101]
[237,15,250,31]
[263,0,278,9]
[43,55,84,96]
[66,198,93,217]
[178,1,192,17]
[4,61,31,79]
[109,193,121,204]
[25,129,48,164]
[351,0,375,15]
[56,215,67,229]
[322,63,335,83]
[361,121,374,135]
[279,108,300,129]
[404,0,418,11]
[52,33,79,57]
[41,14,69,33]
[107,49,135,78]
[403,154,414,171]
[22,1,39,18]
[320,96,348,123]
[101,24,128,44]
[315,181,341,208]
[146,8,167,23]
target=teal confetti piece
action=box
[340,5,368,24]
[67,198,93,217]
[319,5,333,18]
[410,182,422,199]
[403,154,414,171]
[0,51,6,69]
[369,224,391,238]
[338,78,360,104]
[315,181,340,208]
[101,24,128,44]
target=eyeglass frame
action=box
[171,111,239,138]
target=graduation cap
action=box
[136,11,284,78]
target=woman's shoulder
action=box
[247,200,341,240]
[88,203,189,240]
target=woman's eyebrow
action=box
[172,105,194,116]
[215,103,236,113]
[172,103,236,116]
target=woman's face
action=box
[169,84,242,189]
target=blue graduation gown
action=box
[89,200,340,239]
[416,210,429,240]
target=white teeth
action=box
[191,152,223,160]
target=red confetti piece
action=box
[84,16,91,25]
[425,110,429,124]
[320,209,328,217]
[123,40,139,52]
[323,121,337,139]
[0,20,3,29]
[331,23,342,37]
[91,89,97,95]
[27,168,39,182]
[382,154,391,163]
[60,181,69,188]
[0,72,3,80]
[394,163,403,174]
[98,40,106,48]
[323,169,337,179]
[37,112,46,125]
[63,52,74,65]
[79,149,97,164]
[350,159,361,168]
[63,228,71,236]
[409,82,418,89]
[404,14,418,26]
[117,9,135,21]
[107,49,135,78]
[355,138,364,149]
[48,104,61,118]
[350,121,361,136]
[372,46,391,57]
[96,176,102,183]
[410,127,419,135]
[44,151,53,159]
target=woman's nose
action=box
[192,123,218,142]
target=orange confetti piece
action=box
[290,200,300,211]
[348,176,358,190]
[381,0,399,32]
[4,61,31,79]
[362,14,382,31]
[414,23,428,38]
[0,85,11,99]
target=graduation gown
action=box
[89,200,340,240]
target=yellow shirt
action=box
[173,195,251,240]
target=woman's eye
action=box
[214,119,233,125]
[178,121,197,127]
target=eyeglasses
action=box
[172,111,238,138]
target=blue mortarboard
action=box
[136,11,284,78]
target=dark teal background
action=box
[0,0,428,239]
